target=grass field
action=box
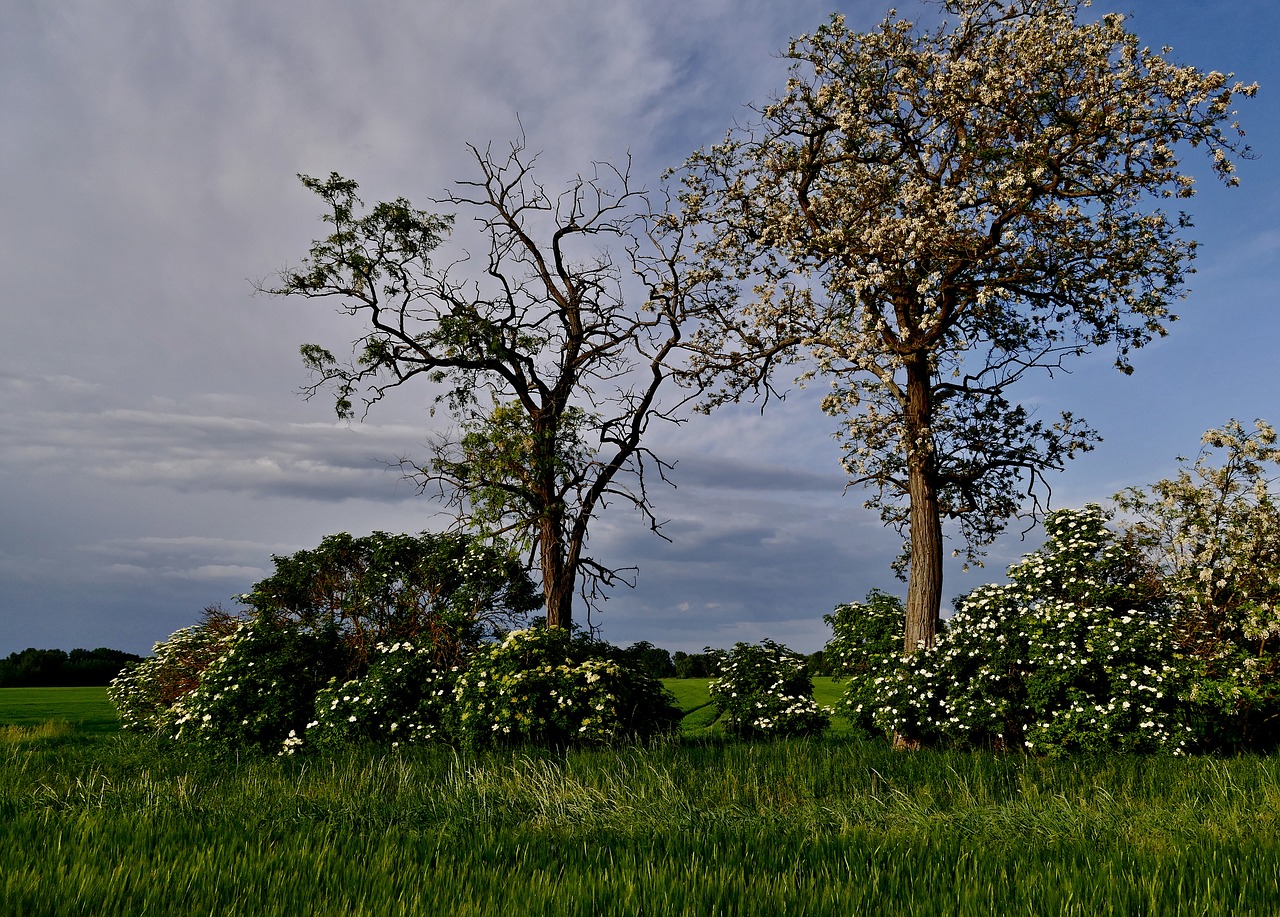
[0,686,121,736]
[4,685,1280,915]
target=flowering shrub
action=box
[304,641,458,752]
[164,618,350,752]
[108,614,240,733]
[709,640,830,739]
[871,506,1191,754]
[823,590,909,734]
[452,627,681,747]
[1116,420,1280,752]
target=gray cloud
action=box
[1,0,1277,657]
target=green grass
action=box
[6,686,1280,915]
[663,676,854,735]
[0,687,120,736]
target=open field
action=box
[0,686,120,736]
[5,686,1280,914]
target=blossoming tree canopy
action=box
[679,0,1257,653]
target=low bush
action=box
[452,627,682,747]
[164,618,350,752]
[108,619,238,733]
[709,639,830,739]
[303,640,459,753]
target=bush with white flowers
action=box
[709,639,830,739]
[304,640,458,752]
[452,627,682,747]
[109,620,236,733]
[872,506,1192,754]
[823,590,911,735]
[164,618,350,752]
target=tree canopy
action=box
[678,0,1256,651]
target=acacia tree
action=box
[265,140,717,631]
[679,0,1256,653]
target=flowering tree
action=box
[678,0,1256,653]
[265,140,721,630]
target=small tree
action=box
[679,0,1256,653]
[243,530,539,668]
[265,140,720,630]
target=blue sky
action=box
[1,0,1276,657]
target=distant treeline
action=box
[668,647,832,679]
[0,641,827,688]
[0,648,143,688]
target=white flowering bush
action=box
[453,628,681,747]
[1116,420,1280,752]
[304,641,458,752]
[709,640,830,739]
[824,590,916,735]
[164,618,350,752]
[873,506,1191,754]
[108,614,240,733]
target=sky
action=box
[2,0,1276,658]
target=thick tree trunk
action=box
[538,512,574,631]
[903,353,943,656]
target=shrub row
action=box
[827,506,1280,755]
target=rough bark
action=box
[903,353,943,654]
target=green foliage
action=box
[165,618,350,753]
[304,641,459,753]
[434,402,598,554]
[244,530,539,666]
[0,647,142,688]
[452,627,682,747]
[823,590,908,734]
[1116,419,1280,752]
[709,640,830,739]
[866,507,1190,753]
[672,649,726,679]
[620,641,676,679]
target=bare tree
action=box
[264,139,720,630]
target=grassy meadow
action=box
[3,685,1280,915]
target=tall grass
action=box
[4,729,1280,915]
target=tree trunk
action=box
[538,512,574,631]
[903,352,943,656]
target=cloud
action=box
[1,0,1276,659]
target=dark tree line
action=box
[0,647,143,688]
